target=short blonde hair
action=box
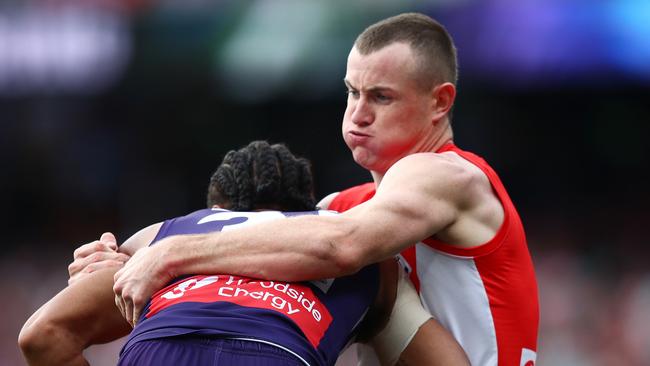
[354,13,458,92]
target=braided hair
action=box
[206,141,316,211]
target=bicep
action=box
[342,157,462,262]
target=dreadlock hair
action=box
[206,141,316,212]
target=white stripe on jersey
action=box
[415,242,499,366]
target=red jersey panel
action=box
[147,274,333,348]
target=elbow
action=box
[328,219,373,275]
[17,326,32,358]
[321,232,367,276]
[331,244,366,275]
[19,318,79,364]
[18,320,53,361]
[307,216,369,277]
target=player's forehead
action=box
[344,43,418,91]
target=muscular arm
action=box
[18,268,131,366]
[114,153,502,316]
[151,153,482,277]
[19,223,160,365]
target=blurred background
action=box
[2,0,649,365]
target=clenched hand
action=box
[113,241,175,327]
[68,232,130,285]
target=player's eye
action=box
[346,89,360,98]
[375,93,391,103]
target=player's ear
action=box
[431,82,456,123]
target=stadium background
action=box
[1,1,649,365]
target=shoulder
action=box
[383,152,487,195]
[378,152,498,224]
[118,222,163,256]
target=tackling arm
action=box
[154,153,467,281]
[112,153,478,323]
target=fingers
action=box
[69,232,125,282]
[68,256,130,285]
[124,297,134,327]
[114,290,140,328]
[132,306,142,327]
[114,294,126,324]
[114,293,138,328]
[119,291,133,327]
[114,268,135,327]
[113,260,154,327]
[113,270,130,326]
[68,251,130,281]
[73,234,118,260]
[112,246,168,328]
[99,232,117,250]
[70,251,130,273]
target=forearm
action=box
[158,192,431,283]
[19,268,131,365]
[162,214,366,282]
[398,319,469,366]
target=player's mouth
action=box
[347,130,371,144]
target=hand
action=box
[68,232,131,285]
[113,241,175,327]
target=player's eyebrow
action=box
[344,79,395,93]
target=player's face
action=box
[342,43,438,174]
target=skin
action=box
[343,43,452,179]
[66,42,489,365]
[18,268,127,366]
[20,213,468,365]
[18,225,157,366]
[68,232,130,285]
[398,318,470,366]
[109,43,504,323]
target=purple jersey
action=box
[120,209,379,366]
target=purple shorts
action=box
[117,336,305,366]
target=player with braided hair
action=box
[19,140,467,366]
[207,141,315,211]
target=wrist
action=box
[156,234,203,280]
[155,238,180,282]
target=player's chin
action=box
[351,149,378,170]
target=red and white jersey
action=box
[329,143,539,366]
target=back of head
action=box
[354,13,458,92]
[207,141,316,212]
